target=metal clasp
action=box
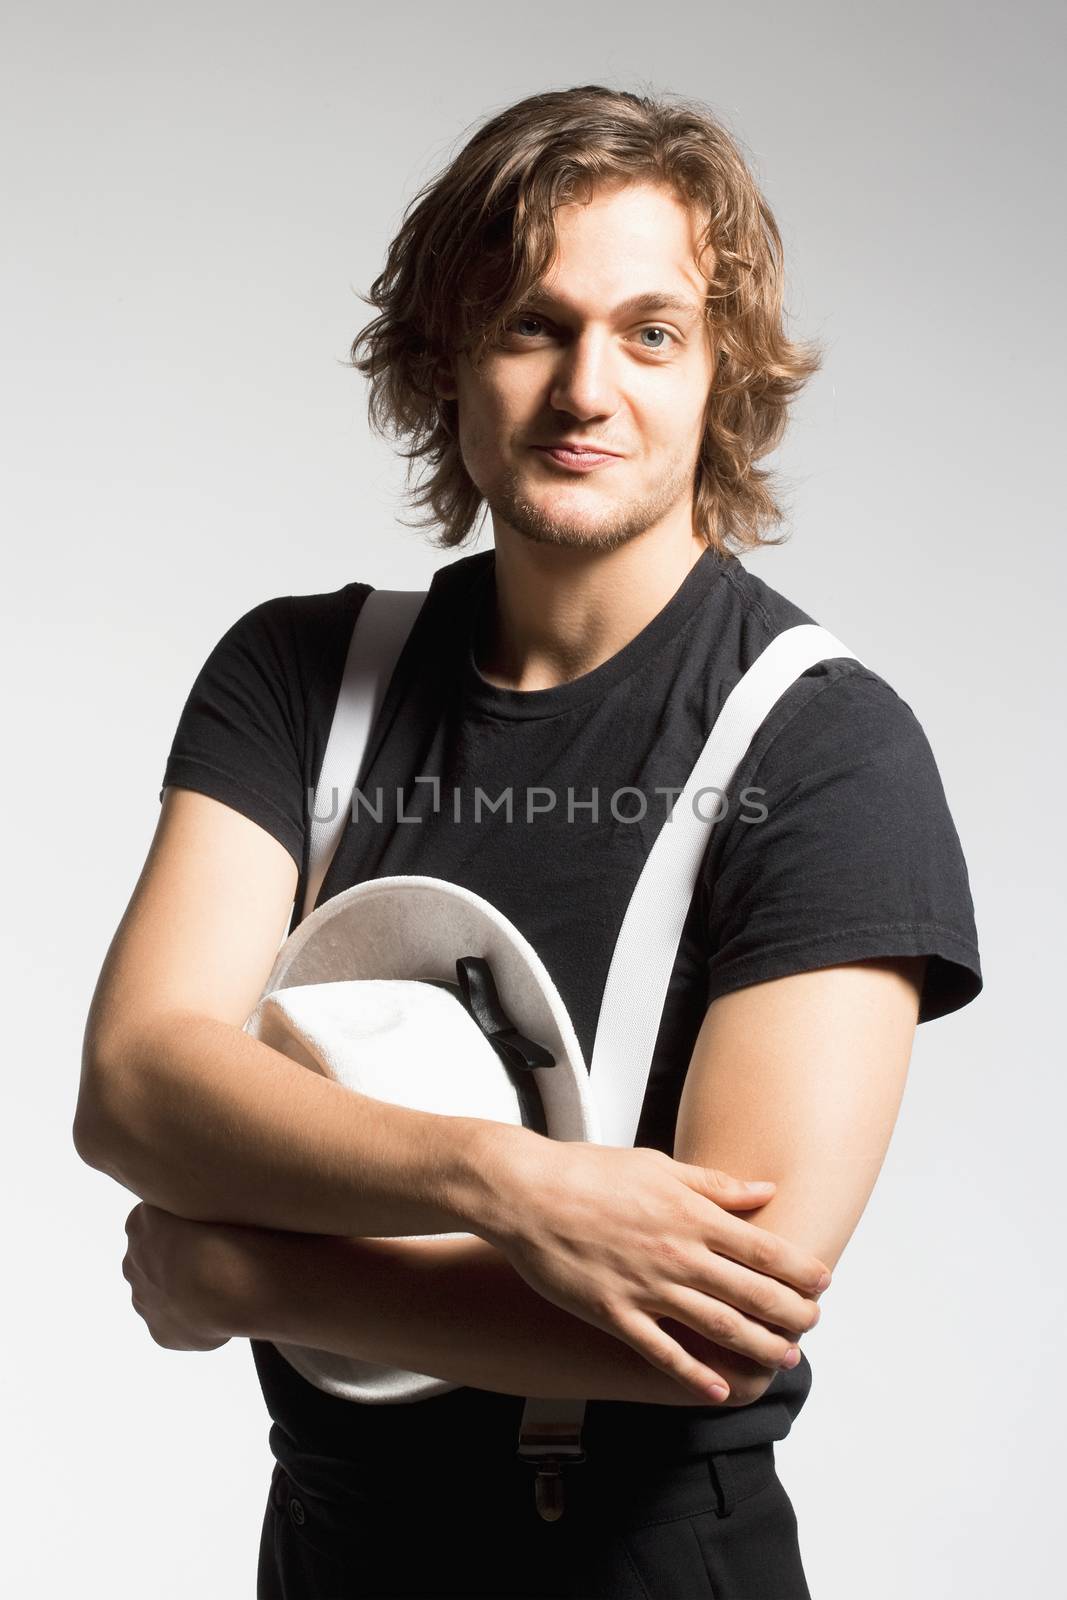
[523,1449,586,1522]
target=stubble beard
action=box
[484,450,699,554]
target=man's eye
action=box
[503,317,676,350]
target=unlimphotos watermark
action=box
[305,778,770,828]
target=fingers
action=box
[662,1285,805,1370]
[615,1308,731,1402]
[696,1166,778,1211]
[679,1162,831,1293]
[703,1207,831,1298]
[689,1252,822,1339]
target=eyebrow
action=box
[523,289,706,326]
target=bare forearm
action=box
[77,1010,530,1240]
[223,1228,709,1405]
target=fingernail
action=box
[707,1383,729,1401]
[743,1180,775,1191]
[780,1347,801,1369]
[815,1271,832,1291]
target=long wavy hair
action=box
[348,84,821,554]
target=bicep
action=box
[673,956,926,1273]
[78,787,299,1130]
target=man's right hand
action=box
[472,1131,829,1402]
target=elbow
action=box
[71,1102,102,1168]
[73,1017,147,1177]
[73,1054,128,1176]
[73,1054,167,1206]
[73,1014,220,1213]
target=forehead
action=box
[530,181,711,318]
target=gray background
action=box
[4,2,1063,1594]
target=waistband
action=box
[269,1437,778,1525]
[254,1343,806,1497]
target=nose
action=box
[549,330,619,421]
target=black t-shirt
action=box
[161,544,982,1465]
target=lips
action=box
[532,445,622,472]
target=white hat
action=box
[244,873,600,1404]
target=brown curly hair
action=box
[348,84,821,554]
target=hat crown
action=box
[250,976,536,1129]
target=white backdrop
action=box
[4,2,1064,1595]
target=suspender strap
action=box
[302,588,426,922]
[517,623,862,1507]
[588,623,861,1145]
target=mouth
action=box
[531,445,623,473]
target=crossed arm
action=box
[79,790,925,1407]
[200,953,923,1407]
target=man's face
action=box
[449,179,715,553]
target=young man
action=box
[75,86,982,1598]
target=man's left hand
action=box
[122,1202,239,1351]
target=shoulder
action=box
[711,557,932,772]
[286,581,374,702]
[195,581,373,704]
[162,580,374,872]
[697,563,982,1024]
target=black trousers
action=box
[256,1435,811,1599]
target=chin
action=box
[507,507,653,555]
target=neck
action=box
[473,520,710,693]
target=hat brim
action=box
[262,874,600,1145]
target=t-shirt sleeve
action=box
[160,596,307,871]
[701,666,983,1025]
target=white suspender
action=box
[515,622,861,1492]
[302,588,427,922]
[304,587,862,1498]
[589,622,862,1143]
